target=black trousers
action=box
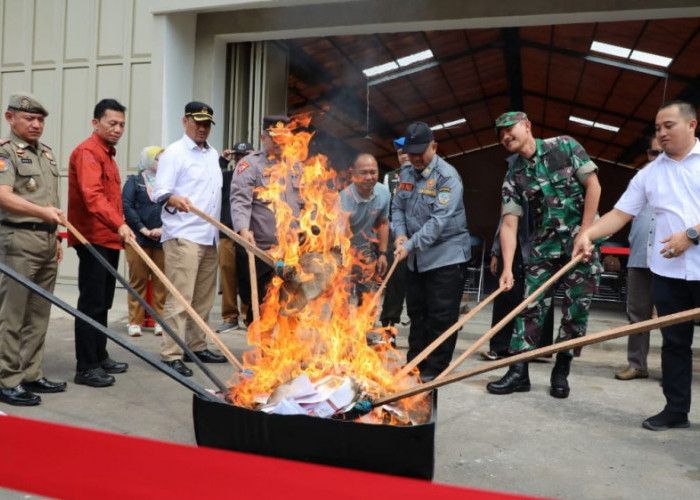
[651,274,700,414]
[380,254,407,326]
[490,260,554,353]
[235,244,273,325]
[405,262,466,377]
[74,244,119,371]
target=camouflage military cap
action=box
[7,92,49,116]
[495,111,528,130]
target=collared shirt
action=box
[391,154,470,272]
[230,150,302,251]
[615,139,700,280]
[627,204,655,269]
[502,136,598,260]
[0,131,59,224]
[339,182,390,250]
[67,132,125,249]
[153,134,222,246]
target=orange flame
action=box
[227,115,427,424]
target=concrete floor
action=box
[1,283,699,499]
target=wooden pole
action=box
[190,206,276,267]
[396,285,507,379]
[435,253,585,381]
[366,255,402,311]
[375,306,700,407]
[248,251,260,324]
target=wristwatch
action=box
[687,227,699,245]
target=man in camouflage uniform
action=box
[487,111,602,399]
[0,92,66,406]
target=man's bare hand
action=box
[117,224,135,243]
[167,195,192,212]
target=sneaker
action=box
[642,409,690,431]
[153,323,163,336]
[216,321,238,333]
[127,324,142,337]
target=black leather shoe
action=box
[550,353,571,398]
[74,367,115,387]
[184,349,226,363]
[164,359,193,377]
[24,377,67,393]
[487,363,530,394]
[100,358,128,374]
[642,410,690,431]
[0,384,41,406]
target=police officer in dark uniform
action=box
[230,116,302,325]
[392,122,471,381]
[0,92,67,406]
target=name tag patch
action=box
[418,188,436,196]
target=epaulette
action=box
[0,138,11,146]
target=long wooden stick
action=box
[396,284,507,379]
[123,238,244,371]
[375,306,700,407]
[190,206,276,268]
[248,251,260,324]
[435,253,585,380]
[366,255,402,310]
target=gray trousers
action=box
[0,228,58,388]
[625,267,654,370]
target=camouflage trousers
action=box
[510,253,600,357]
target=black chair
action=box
[463,235,486,302]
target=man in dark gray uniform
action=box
[392,122,471,381]
[230,116,302,324]
[0,92,66,406]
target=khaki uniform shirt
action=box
[0,131,60,222]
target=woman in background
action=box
[122,146,166,336]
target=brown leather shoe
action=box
[615,366,649,380]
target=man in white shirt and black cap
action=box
[153,101,226,376]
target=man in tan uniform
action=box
[0,92,66,406]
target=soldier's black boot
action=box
[486,363,530,394]
[550,353,571,399]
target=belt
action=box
[0,220,58,233]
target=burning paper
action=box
[228,115,429,425]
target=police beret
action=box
[7,92,49,116]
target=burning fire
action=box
[227,115,428,425]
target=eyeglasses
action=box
[646,149,662,157]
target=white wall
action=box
[0,0,154,280]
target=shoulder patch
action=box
[235,161,250,175]
[0,138,10,146]
[0,157,9,172]
[438,187,451,205]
